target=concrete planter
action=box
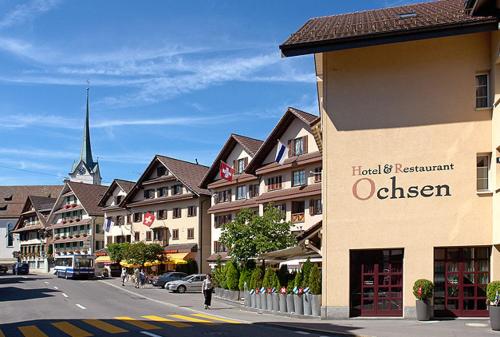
[303,293,312,316]
[279,294,287,313]
[250,293,256,308]
[293,295,304,315]
[266,293,273,311]
[416,299,432,321]
[272,293,279,312]
[244,291,250,307]
[260,293,267,310]
[286,294,295,313]
[311,294,321,316]
[491,306,500,331]
[256,292,262,309]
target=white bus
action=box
[54,254,95,279]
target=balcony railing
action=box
[291,212,305,224]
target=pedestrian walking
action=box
[134,268,140,289]
[202,274,213,309]
[140,269,146,288]
[121,267,127,286]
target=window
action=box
[146,231,152,241]
[144,189,155,199]
[172,229,179,240]
[476,73,489,109]
[214,214,232,228]
[235,158,247,174]
[115,195,122,205]
[292,170,306,187]
[154,229,165,241]
[157,166,166,177]
[173,208,181,219]
[187,228,195,240]
[291,201,305,223]
[249,184,259,198]
[172,185,183,195]
[289,136,308,157]
[116,216,124,226]
[95,224,102,234]
[134,232,140,241]
[310,199,322,215]
[477,154,490,191]
[133,212,142,222]
[214,241,227,253]
[158,209,168,220]
[215,189,231,203]
[158,187,168,197]
[236,185,247,200]
[267,176,282,191]
[7,223,13,247]
[314,167,322,183]
[188,206,197,217]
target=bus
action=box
[54,255,95,279]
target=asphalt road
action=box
[0,274,336,337]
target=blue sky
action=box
[0,0,420,185]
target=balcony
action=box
[291,212,305,224]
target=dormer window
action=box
[397,12,417,19]
[0,205,7,211]
[4,194,12,201]
[157,166,167,177]
[235,158,247,174]
[172,185,183,195]
[115,195,123,205]
[144,189,155,199]
[289,136,308,157]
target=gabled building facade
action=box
[12,196,57,272]
[121,155,211,273]
[47,182,107,257]
[98,179,135,246]
[199,134,263,264]
[281,0,500,319]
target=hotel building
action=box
[281,0,500,318]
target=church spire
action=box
[80,86,95,167]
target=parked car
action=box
[12,262,29,275]
[0,265,8,274]
[152,272,187,288]
[165,274,206,293]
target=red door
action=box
[351,249,403,317]
[434,247,490,317]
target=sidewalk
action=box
[99,276,498,337]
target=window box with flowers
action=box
[75,218,80,222]
[413,279,434,321]
[72,203,77,208]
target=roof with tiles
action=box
[280,0,498,56]
[66,181,108,216]
[156,155,210,196]
[0,185,63,219]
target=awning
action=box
[259,245,320,262]
[95,256,112,263]
[0,258,17,265]
[119,260,141,268]
[164,252,189,265]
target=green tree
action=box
[225,261,240,290]
[212,257,224,288]
[125,242,163,266]
[239,268,252,291]
[262,267,272,289]
[309,264,321,295]
[220,206,296,265]
[250,267,263,290]
[107,242,130,262]
[294,271,303,289]
[301,258,313,288]
[271,269,281,290]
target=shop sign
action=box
[352,163,454,201]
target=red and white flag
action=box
[219,161,234,182]
[143,212,155,227]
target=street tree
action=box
[107,242,130,262]
[125,242,163,266]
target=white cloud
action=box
[0,0,60,30]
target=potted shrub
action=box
[239,269,252,307]
[309,264,322,316]
[302,258,313,315]
[487,281,500,330]
[413,279,434,321]
[250,268,263,309]
[225,262,240,302]
[270,269,280,312]
[293,271,304,315]
[279,286,287,313]
[286,278,295,313]
[262,268,274,311]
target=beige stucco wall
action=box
[321,32,497,318]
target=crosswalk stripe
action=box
[142,315,191,328]
[82,319,128,334]
[169,314,213,324]
[114,316,161,330]
[18,326,48,337]
[52,322,93,337]
[192,313,242,324]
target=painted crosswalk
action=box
[1,312,241,337]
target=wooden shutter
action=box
[288,139,293,157]
[244,157,248,170]
[303,136,308,154]
[233,160,237,170]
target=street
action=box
[0,274,338,337]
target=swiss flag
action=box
[219,161,234,182]
[143,212,155,227]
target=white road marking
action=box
[140,332,162,337]
[54,286,58,290]
[44,281,49,284]
[75,304,86,310]
[465,323,488,327]
[295,332,311,335]
[62,293,68,298]
[21,276,28,279]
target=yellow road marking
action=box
[82,319,128,334]
[114,316,161,330]
[169,314,213,324]
[52,322,93,337]
[18,325,48,337]
[192,313,242,324]
[0,328,4,337]
[142,315,191,328]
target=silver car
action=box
[165,274,206,293]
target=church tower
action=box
[69,87,102,185]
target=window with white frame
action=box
[476,154,490,191]
[476,73,489,109]
[236,185,247,200]
[292,170,306,187]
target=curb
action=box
[261,322,373,337]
